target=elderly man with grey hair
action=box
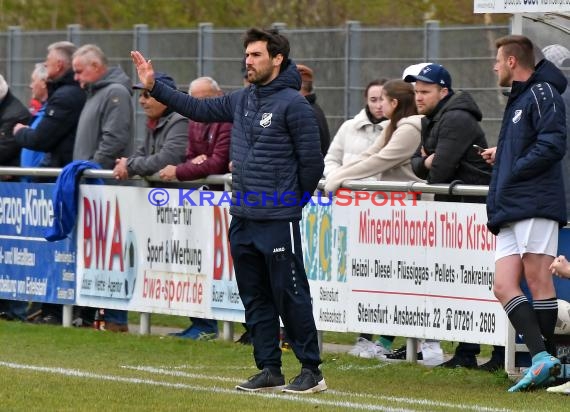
[72,44,134,332]
[72,44,133,169]
[19,63,49,173]
[158,76,232,183]
[14,41,86,169]
[159,76,232,340]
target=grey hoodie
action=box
[73,66,134,169]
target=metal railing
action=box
[0,166,536,373]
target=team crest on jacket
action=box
[512,109,522,124]
[260,113,272,128]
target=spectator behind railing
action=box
[0,74,31,177]
[324,79,422,193]
[72,44,133,169]
[0,73,32,321]
[405,63,498,371]
[323,79,387,179]
[157,76,232,340]
[19,63,49,179]
[13,41,86,171]
[325,79,445,364]
[157,77,231,185]
[1,63,49,322]
[112,72,187,181]
[297,64,330,156]
[11,41,86,326]
[72,44,134,332]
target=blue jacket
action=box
[45,160,102,241]
[151,60,324,221]
[487,59,568,235]
[20,103,47,177]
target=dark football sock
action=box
[533,297,558,355]
[504,295,546,357]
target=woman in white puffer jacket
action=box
[323,79,387,178]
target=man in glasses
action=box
[113,72,187,180]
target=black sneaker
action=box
[438,356,478,369]
[385,345,423,360]
[235,368,285,392]
[235,331,252,345]
[478,357,504,372]
[0,311,15,321]
[282,368,327,393]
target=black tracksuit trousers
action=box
[229,217,322,371]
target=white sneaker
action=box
[348,337,373,357]
[546,380,570,394]
[373,341,392,359]
[419,341,444,366]
[360,342,392,359]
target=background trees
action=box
[0,0,508,30]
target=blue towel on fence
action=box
[45,160,103,241]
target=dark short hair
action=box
[243,28,290,71]
[496,35,535,70]
[364,78,388,98]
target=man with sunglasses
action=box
[113,73,187,180]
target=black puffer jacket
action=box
[0,90,31,168]
[487,59,567,234]
[14,70,86,168]
[151,60,324,221]
[411,91,491,201]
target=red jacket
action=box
[176,120,232,181]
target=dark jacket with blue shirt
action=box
[486,59,568,235]
[150,60,324,221]
[14,70,86,168]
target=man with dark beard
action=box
[131,28,325,394]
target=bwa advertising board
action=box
[75,185,239,319]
